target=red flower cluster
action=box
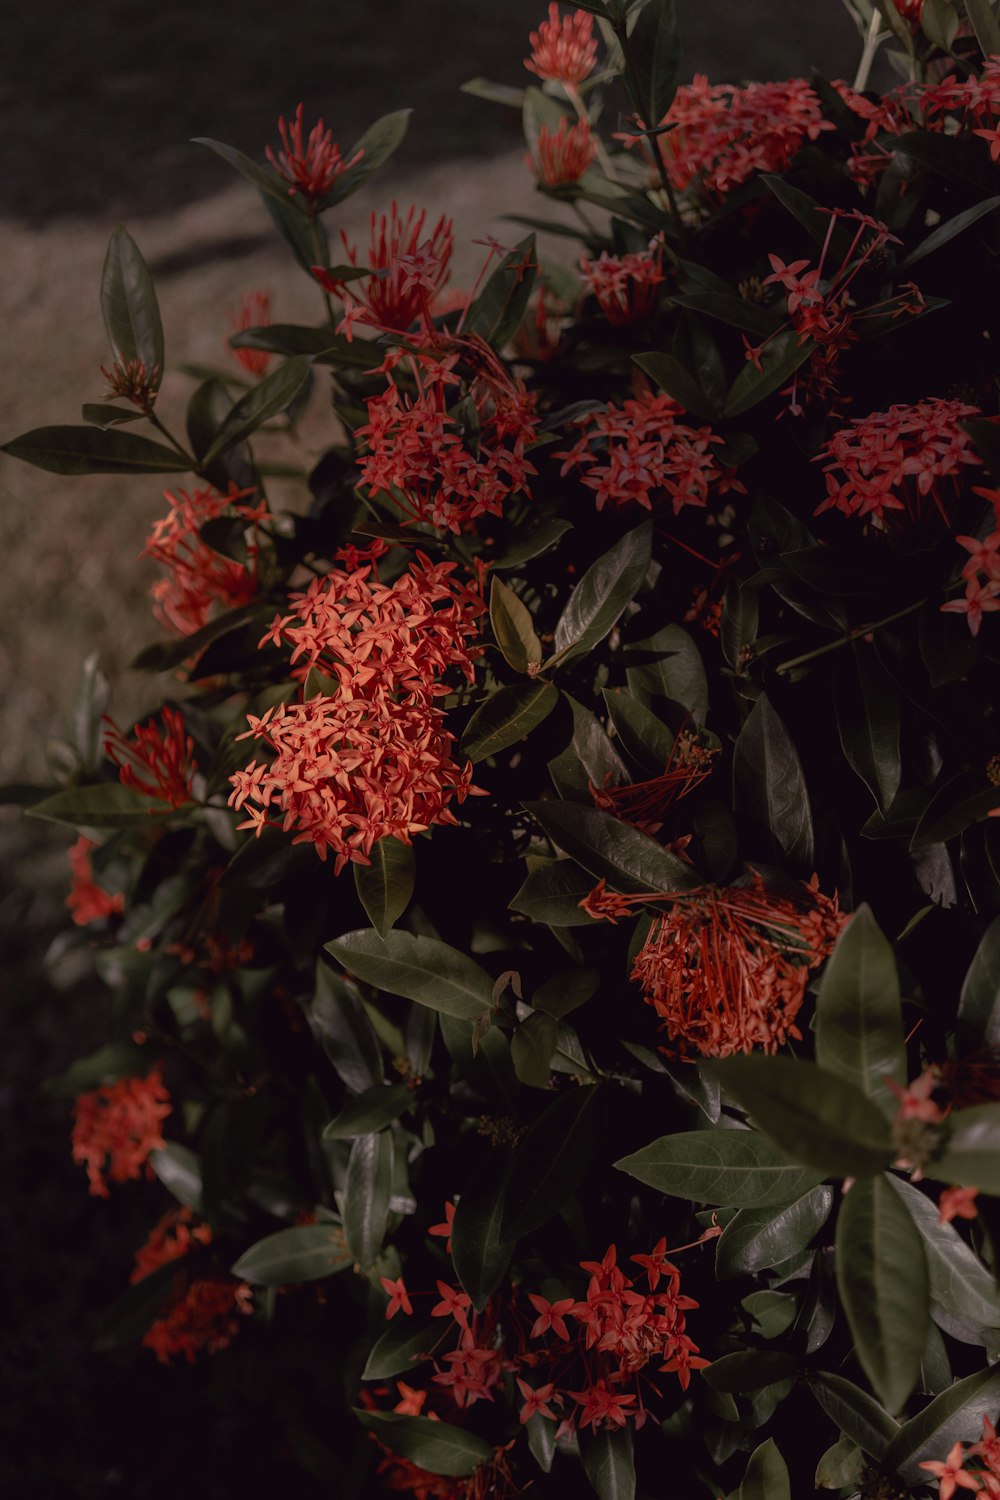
[921,1416,1000,1496]
[639,76,831,198]
[531,117,597,186]
[815,398,983,526]
[557,389,741,513]
[104,706,198,807]
[590,731,717,835]
[71,1067,171,1197]
[144,483,266,636]
[265,103,362,204]
[143,1278,254,1365]
[579,240,665,327]
[525,4,597,86]
[924,55,1000,162]
[942,486,1000,636]
[131,1206,213,1284]
[66,836,124,925]
[581,873,845,1057]
[314,203,454,338]
[229,289,272,376]
[357,344,538,533]
[100,356,161,411]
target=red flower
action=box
[144,483,266,637]
[939,1185,980,1225]
[528,1293,574,1341]
[516,1377,560,1424]
[525,5,597,85]
[314,202,454,338]
[229,289,272,376]
[131,1207,213,1283]
[380,1276,413,1319]
[103,706,198,808]
[265,103,361,204]
[590,731,717,835]
[893,0,923,17]
[142,1279,253,1364]
[71,1067,171,1197]
[530,118,597,186]
[920,1441,982,1498]
[393,1381,427,1416]
[580,241,665,326]
[942,577,1000,638]
[100,356,160,411]
[429,1200,456,1253]
[432,1280,472,1326]
[579,879,639,925]
[65,836,124,925]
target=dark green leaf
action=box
[910,770,1000,851]
[202,356,312,463]
[353,838,415,939]
[712,1056,893,1177]
[81,403,145,428]
[28,783,172,828]
[893,129,1000,194]
[901,195,1000,269]
[101,226,164,377]
[834,646,901,814]
[626,0,680,123]
[462,681,559,762]
[231,322,376,367]
[343,1129,393,1267]
[326,930,493,1020]
[633,351,719,421]
[362,1318,449,1381]
[921,0,960,51]
[579,1423,636,1500]
[323,1083,413,1140]
[502,1084,604,1239]
[548,694,628,802]
[716,1185,833,1279]
[463,235,538,350]
[357,1412,490,1477]
[932,1103,1000,1193]
[835,1174,928,1413]
[2,425,188,475]
[509,859,602,926]
[732,695,814,870]
[511,1010,559,1088]
[815,903,905,1116]
[533,967,598,1020]
[492,518,572,570]
[490,576,542,673]
[231,1225,351,1285]
[887,1174,1000,1335]
[615,1129,824,1207]
[149,1143,203,1211]
[310,963,383,1093]
[451,1147,515,1310]
[958,916,1000,1048]
[966,0,1000,56]
[882,1364,1000,1482]
[739,1438,790,1500]
[706,1351,800,1393]
[553,521,652,663]
[623,623,709,724]
[327,110,412,207]
[524,800,699,896]
[602,689,674,776]
[194,136,293,204]
[808,1371,899,1459]
[760,173,829,247]
[723,331,814,418]
[814,1436,864,1490]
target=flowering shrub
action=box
[8,1,1000,1494]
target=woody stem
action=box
[775,596,927,675]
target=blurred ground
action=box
[1,3,868,1491]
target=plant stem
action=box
[611,16,686,243]
[147,409,197,468]
[775,596,926,675]
[853,8,885,92]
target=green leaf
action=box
[27,783,172,828]
[921,0,960,50]
[451,1147,515,1311]
[623,623,709,724]
[355,1412,491,1478]
[809,1371,900,1459]
[490,576,542,673]
[887,1174,1000,1335]
[326,110,412,207]
[548,693,628,802]
[463,235,538,350]
[231,1225,351,1285]
[602,689,674,776]
[322,1083,413,1140]
[626,0,680,123]
[706,1351,800,1393]
[835,1174,928,1413]
[326,930,493,1020]
[353,838,415,940]
[462,681,559,762]
[553,522,652,663]
[509,859,602,926]
[533,967,598,1020]
[101,226,164,377]
[910,769,1000,851]
[958,916,1000,1048]
[2,425,188,475]
[739,1439,790,1500]
[732,695,814,870]
[343,1129,393,1267]
[901,195,1000,269]
[310,963,383,1093]
[362,1318,447,1381]
[882,1364,1000,1483]
[201,356,312,464]
[81,403,145,428]
[149,1143,203,1211]
[615,1129,824,1207]
[492,517,572,570]
[502,1084,604,1239]
[524,800,699,896]
[194,136,293,204]
[231,322,376,367]
[834,646,901,814]
[713,1056,894,1177]
[966,0,1000,56]
[579,1424,635,1500]
[932,1103,1000,1193]
[723,330,814,418]
[511,1010,560,1088]
[815,1436,864,1490]
[633,351,719,421]
[815,904,905,1116]
[94,1263,180,1352]
[716,1185,833,1279]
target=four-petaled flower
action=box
[920,1441,982,1498]
[528,1293,575,1341]
[516,1378,560,1425]
[939,1185,979,1226]
[380,1276,413,1320]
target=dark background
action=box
[3,2,871,1493]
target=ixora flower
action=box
[524,4,597,86]
[265,103,362,204]
[103,706,198,807]
[65,836,124,925]
[130,1207,213,1283]
[313,202,454,338]
[71,1068,171,1197]
[144,482,266,636]
[579,240,666,327]
[228,289,273,376]
[530,117,597,186]
[100,356,160,410]
[142,1279,254,1365]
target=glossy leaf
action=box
[149,1143,203,1212]
[626,0,681,124]
[835,1174,928,1413]
[511,1011,559,1088]
[194,136,292,204]
[353,838,415,939]
[553,521,652,663]
[322,1083,413,1140]
[815,903,905,1115]
[615,1129,824,1207]
[326,930,493,1020]
[957,915,1000,1048]
[327,109,412,206]
[509,859,602,925]
[808,1371,899,1459]
[623,623,709,724]
[732,695,814,870]
[834,645,901,814]
[2,425,188,475]
[463,235,538,350]
[579,1423,636,1500]
[28,783,172,828]
[716,1185,833,1279]
[910,770,1000,851]
[101,226,164,377]
[356,1412,491,1477]
[310,964,383,1093]
[490,576,542,673]
[342,1129,393,1267]
[932,1103,1000,1193]
[602,688,673,776]
[633,350,718,421]
[901,194,1000,269]
[451,1147,515,1311]
[548,694,628,802]
[705,1351,800,1392]
[524,800,698,896]
[814,1436,864,1490]
[502,1084,604,1239]
[966,0,1000,56]
[712,1056,894,1177]
[202,355,312,463]
[887,1174,1000,1335]
[723,330,814,418]
[231,1225,352,1285]
[882,1363,1000,1482]
[739,1439,790,1500]
[362,1318,448,1381]
[462,681,559,762]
